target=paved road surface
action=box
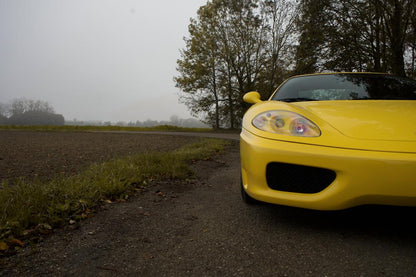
[2,132,416,276]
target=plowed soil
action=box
[1,130,416,276]
[0,130,199,183]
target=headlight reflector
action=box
[252,111,321,137]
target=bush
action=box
[0,115,8,125]
[7,111,65,126]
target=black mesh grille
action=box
[266,162,336,194]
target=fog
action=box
[0,0,207,122]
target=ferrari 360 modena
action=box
[240,73,416,210]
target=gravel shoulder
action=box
[1,131,416,276]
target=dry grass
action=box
[0,138,228,247]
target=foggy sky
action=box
[0,0,207,122]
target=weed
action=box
[0,138,228,248]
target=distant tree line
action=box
[175,0,416,129]
[0,98,65,125]
[65,115,208,128]
[0,98,206,128]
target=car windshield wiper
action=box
[278,97,316,103]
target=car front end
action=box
[240,73,416,210]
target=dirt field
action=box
[0,130,200,183]
[1,130,415,276]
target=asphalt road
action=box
[2,132,416,276]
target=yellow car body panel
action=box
[240,128,416,210]
[298,101,416,142]
[242,100,416,153]
[240,73,416,210]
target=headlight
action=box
[252,110,321,137]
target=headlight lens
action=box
[252,110,321,137]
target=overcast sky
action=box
[0,0,207,122]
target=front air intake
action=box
[266,162,336,194]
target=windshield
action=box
[272,74,416,102]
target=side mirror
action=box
[243,91,262,104]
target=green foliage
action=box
[293,0,331,74]
[0,98,65,126]
[175,0,297,129]
[9,98,55,116]
[0,138,228,244]
[7,111,65,126]
[176,0,416,128]
[294,0,416,77]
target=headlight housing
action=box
[252,110,321,137]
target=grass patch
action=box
[0,138,228,250]
[0,124,211,132]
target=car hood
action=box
[295,100,416,142]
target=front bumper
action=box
[240,129,416,210]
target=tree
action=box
[9,98,55,117]
[209,0,266,128]
[259,0,298,92]
[294,0,416,76]
[293,0,331,74]
[322,0,385,72]
[406,3,416,78]
[1,98,64,126]
[8,111,64,125]
[0,102,9,117]
[176,0,296,128]
[175,7,223,129]
[380,0,415,76]
[177,0,416,128]
[0,103,8,125]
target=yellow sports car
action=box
[240,73,416,210]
